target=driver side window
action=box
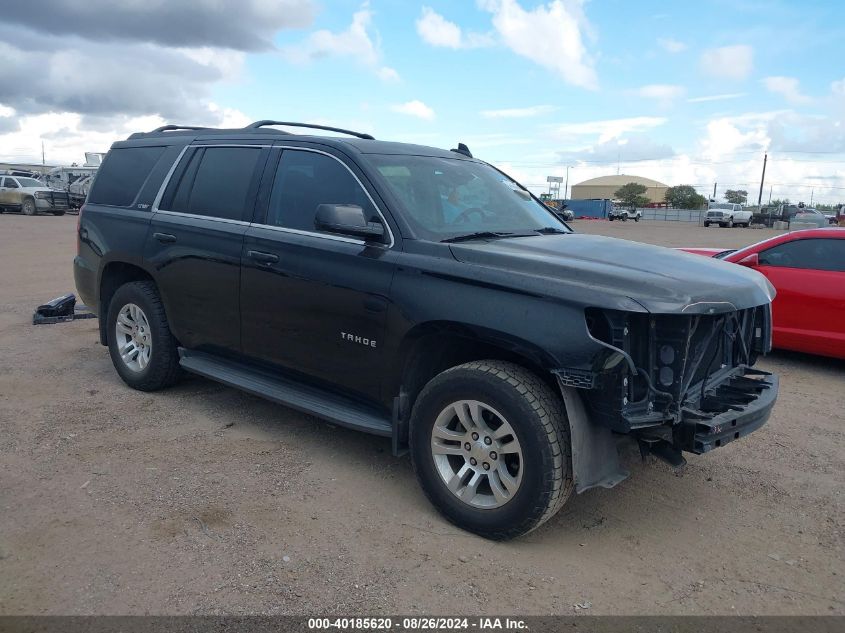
[759,238,845,272]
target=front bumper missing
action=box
[678,368,778,454]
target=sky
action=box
[1,0,843,205]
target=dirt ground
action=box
[1,215,842,615]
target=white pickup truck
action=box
[703,202,752,228]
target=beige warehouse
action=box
[570,174,669,204]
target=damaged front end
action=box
[555,303,778,491]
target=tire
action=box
[106,280,182,391]
[22,198,36,216]
[52,210,66,216]
[410,360,573,540]
[727,218,734,228]
[703,222,710,227]
[634,215,640,222]
[608,215,614,221]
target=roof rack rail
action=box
[245,120,375,140]
[151,125,209,133]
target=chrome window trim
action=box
[153,208,251,227]
[249,223,365,246]
[274,145,395,248]
[150,143,395,248]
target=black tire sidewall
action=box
[106,283,174,390]
[410,369,559,538]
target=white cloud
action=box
[687,93,747,103]
[700,45,753,81]
[283,4,396,81]
[551,116,667,143]
[480,0,597,89]
[416,6,492,49]
[377,66,400,81]
[832,78,845,96]
[0,104,15,117]
[657,38,686,53]
[481,105,556,119]
[391,100,435,120]
[762,76,812,105]
[636,84,685,104]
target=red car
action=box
[679,228,845,359]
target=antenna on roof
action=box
[450,143,473,158]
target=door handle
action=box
[153,232,177,243]
[247,250,280,264]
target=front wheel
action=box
[411,361,573,540]
[634,215,640,222]
[727,218,734,228]
[22,198,37,216]
[107,280,182,391]
[703,221,710,227]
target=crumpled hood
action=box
[449,233,774,314]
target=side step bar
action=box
[178,349,392,437]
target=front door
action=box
[144,144,268,354]
[756,237,845,356]
[240,147,397,401]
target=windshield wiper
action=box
[533,227,569,235]
[441,231,525,243]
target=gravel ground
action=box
[1,215,842,615]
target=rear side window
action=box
[88,146,166,206]
[3,178,19,188]
[162,147,261,221]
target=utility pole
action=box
[756,153,768,209]
[564,166,570,200]
[41,141,45,173]
[712,182,717,200]
[810,188,814,206]
[768,186,772,204]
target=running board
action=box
[178,349,392,437]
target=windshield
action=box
[369,155,570,241]
[15,177,44,188]
[709,203,734,210]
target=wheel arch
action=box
[391,321,559,421]
[97,261,157,346]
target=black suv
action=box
[75,121,779,539]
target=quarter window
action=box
[162,147,262,221]
[87,146,166,207]
[758,238,845,272]
[265,150,377,232]
[3,178,19,188]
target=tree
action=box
[665,185,707,209]
[724,189,748,204]
[614,182,649,209]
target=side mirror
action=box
[737,253,759,267]
[315,204,385,241]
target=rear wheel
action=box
[22,198,36,216]
[411,361,573,540]
[107,281,182,391]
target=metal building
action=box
[570,174,669,204]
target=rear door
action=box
[239,146,397,401]
[145,144,268,354]
[756,237,845,356]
